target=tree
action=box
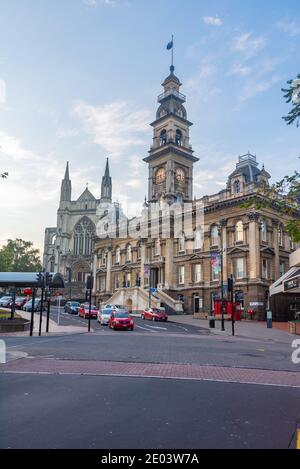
[0,239,42,272]
[243,169,300,242]
[282,74,300,127]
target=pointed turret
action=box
[60,161,72,202]
[100,157,112,202]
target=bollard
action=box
[267,310,272,329]
[208,315,215,329]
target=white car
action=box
[97,309,112,325]
[104,304,123,310]
[0,296,12,307]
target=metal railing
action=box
[157,88,186,102]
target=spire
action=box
[64,161,70,180]
[100,157,112,203]
[60,161,72,203]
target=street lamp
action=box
[218,221,226,332]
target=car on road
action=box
[97,308,113,325]
[78,303,99,319]
[141,307,168,322]
[108,310,134,331]
[64,301,80,315]
[0,296,13,307]
[104,304,123,310]
[23,298,44,312]
[12,297,27,309]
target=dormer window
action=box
[160,129,167,146]
[175,129,182,146]
[234,180,241,194]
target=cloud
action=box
[233,32,265,57]
[276,19,300,37]
[202,16,223,26]
[73,100,151,160]
[230,64,252,76]
[84,0,116,7]
[0,79,6,105]
[186,62,221,103]
[57,128,79,138]
[238,75,282,103]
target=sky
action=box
[0,0,299,253]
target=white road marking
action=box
[146,325,168,330]
[135,325,156,332]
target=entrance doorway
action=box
[126,298,133,312]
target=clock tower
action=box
[144,64,199,204]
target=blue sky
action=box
[0,0,299,250]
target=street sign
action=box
[284,276,300,291]
[150,288,157,293]
[250,302,264,307]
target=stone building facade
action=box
[93,65,298,319]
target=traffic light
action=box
[86,275,93,291]
[36,272,43,286]
[45,272,53,287]
[228,277,233,292]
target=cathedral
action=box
[43,63,298,320]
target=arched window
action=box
[160,129,167,146]
[260,221,267,242]
[137,242,141,259]
[175,129,182,146]
[234,180,241,193]
[126,244,132,262]
[73,217,95,256]
[194,229,203,250]
[236,220,244,242]
[278,227,283,246]
[211,225,219,246]
[115,246,121,264]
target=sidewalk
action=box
[1,309,89,336]
[169,315,299,344]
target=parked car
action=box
[12,297,27,309]
[104,304,123,310]
[64,301,80,314]
[108,310,134,331]
[141,308,168,322]
[0,296,13,307]
[78,303,99,319]
[23,298,44,312]
[97,308,113,325]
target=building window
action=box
[126,244,132,262]
[194,229,203,250]
[155,239,161,256]
[160,129,167,146]
[290,237,295,250]
[236,258,245,279]
[178,266,185,285]
[102,251,106,266]
[137,242,142,259]
[279,261,285,277]
[278,228,283,246]
[234,180,241,193]
[126,272,131,287]
[114,274,119,290]
[211,225,219,246]
[73,217,95,256]
[175,129,182,146]
[193,264,202,283]
[262,259,268,279]
[260,221,267,242]
[236,220,244,242]
[211,262,219,282]
[178,236,185,253]
[100,276,106,291]
[115,246,120,264]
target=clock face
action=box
[175,167,185,182]
[156,167,166,184]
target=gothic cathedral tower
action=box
[144,64,198,205]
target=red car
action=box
[141,308,168,322]
[109,310,134,331]
[78,303,98,319]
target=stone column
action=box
[272,219,280,279]
[220,219,228,285]
[140,242,146,287]
[165,238,174,288]
[92,252,97,294]
[248,212,260,279]
[106,249,112,293]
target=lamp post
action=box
[218,221,226,332]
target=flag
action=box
[166,40,173,50]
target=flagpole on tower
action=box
[171,34,174,68]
